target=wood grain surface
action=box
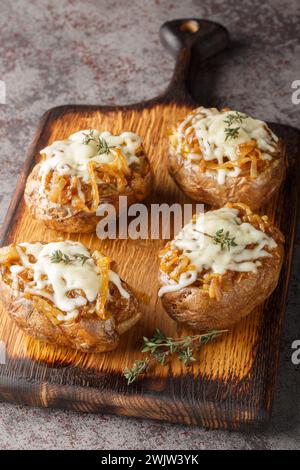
[0,19,299,429]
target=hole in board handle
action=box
[179,20,200,34]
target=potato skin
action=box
[24,162,153,233]
[159,228,284,331]
[0,276,141,353]
[168,142,286,211]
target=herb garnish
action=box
[124,328,227,384]
[73,253,91,265]
[82,130,116,155]
[82,130,96,145]
[213,229,237,250]
[50,250,90,265]
[195,228,237,251]
[224,126,240,140]
[223,111,247,141]
[96,137,115,155]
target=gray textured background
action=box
[0,0,299,450]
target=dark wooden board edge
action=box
[250,123,300,424]
[0,368,273,430]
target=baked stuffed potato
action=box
[25,129,153,233]
[0,241,141,352]
[168,107,285,211]
[158,203,284,330]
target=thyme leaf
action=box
[123,329,227,384]
[50,250,90,265]
[82,130,96,145]
[223,111,247,141]
[224,126,240,141]
[124,359,150,385]
[195,229,238,251]
[213,229,237,250]
[50,250,72,264]
[97,137,115,155]
[82,131,116,155]
[73,253,90,265]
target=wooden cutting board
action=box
[0,19,299,430]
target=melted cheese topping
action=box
[9,241,129,320]
[158,207,277,296]
[39,129,142,185]
[174,107,279,184]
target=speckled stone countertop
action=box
[0,0,299,450]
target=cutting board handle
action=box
[160,19,230,103]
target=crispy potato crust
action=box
[0,256,141,353]
[24,163,153,233]
[159,213,284,331]
[168,141,286,211]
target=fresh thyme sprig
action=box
[224,126,240,140]
[124,359,150,384]
[123,328,227,384]
[82,130,116,155]
[73,253,91,265]
[213,229,237,250]
[50,250,90,265]
[50,250,72,264]
[194,228,237,251]
[224,111,247,127]
[82,130,96,145]
[97,137,115,155]
[223,111,247,141]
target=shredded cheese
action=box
[5,241,129,320]
[172,107,279,184]
[39,129,142,185]
[158,207,277,296]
